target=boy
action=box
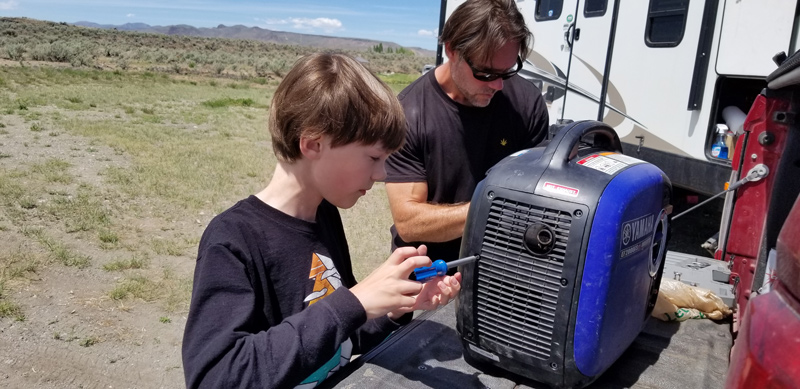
[182,52,462,388]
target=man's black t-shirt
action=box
[386,69,549,261]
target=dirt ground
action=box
[0,111,195,388]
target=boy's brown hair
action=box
[269,52,406,162]
[440,0,531,64]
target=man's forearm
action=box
[392,201,470,243]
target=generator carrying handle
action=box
[542,120,622,168]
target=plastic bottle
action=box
[711,125,729,159]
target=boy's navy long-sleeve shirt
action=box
[182,196,406,388]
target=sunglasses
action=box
[464,56,523,82]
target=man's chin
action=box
[469,97,492,108]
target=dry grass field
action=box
[0,20,423,388]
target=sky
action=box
[1,0,443,50]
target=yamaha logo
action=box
[622,214,655,245]
[622,224,632,245]
[620,213,655,259]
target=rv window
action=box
[645,0,690,47]
[584,0,607,18]
[535,0,563,21]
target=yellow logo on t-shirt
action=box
[500,138,508,146]
[304,253,343,305]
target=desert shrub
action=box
[268,59,287,77]
[4,43,25,60]
[0,17,433,75]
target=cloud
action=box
[0,0,19,10]
[418,29,437,37]
[263,17,344,33]
[290,17,343,32]
[126,13,136,18]
[260,18,288,25]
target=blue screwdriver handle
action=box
[413,255,479,283]
[414,260,448,283]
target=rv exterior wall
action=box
[716,0,795,77]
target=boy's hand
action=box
[385,243,462,318]
[408,272,462,312]
[350,246,431,320]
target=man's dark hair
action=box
[440,0,532,63]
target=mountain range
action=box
[73,21,436,57]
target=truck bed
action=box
[322,251,732,388]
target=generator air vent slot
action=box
[476,197,572,360]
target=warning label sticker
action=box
[543,182,579,197]
[601,152,644,165]
[578,153,631,175]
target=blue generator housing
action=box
[456,121,671,388]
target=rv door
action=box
[518,0,618,123]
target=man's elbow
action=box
[393,218,419,242]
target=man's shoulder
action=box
[504,75,544,99]
[398,71,451,127]
[495,76,547,115]
[398,71,432,103]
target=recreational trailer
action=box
[437,0,800,196]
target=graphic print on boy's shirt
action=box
[304,252,343,305]
[297,253,352,388]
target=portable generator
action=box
[455,121,671,388]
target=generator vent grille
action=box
[476,197,572,360]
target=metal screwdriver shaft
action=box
[446,255,479,268]
[413,255,479,283]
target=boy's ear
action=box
[299,134,323,160]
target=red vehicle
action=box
[720,50,800,388]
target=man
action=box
[385,0,550,262]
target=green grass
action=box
[201,97,257,108]
[0,300,24,320]
[0,269,26,320]
[150,237,185,256]
[31,158,72,184]
[22,227,91,268]
[103,256,148,271]
[109,269,191,312]
[98,229,119,245]
[378,73,420,93]
[0,249,42,279]
[109,275,159,301]
[378,72,420,85]
[48,190,111,233]
[80,336,100,347]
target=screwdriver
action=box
[413,255,479,283]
